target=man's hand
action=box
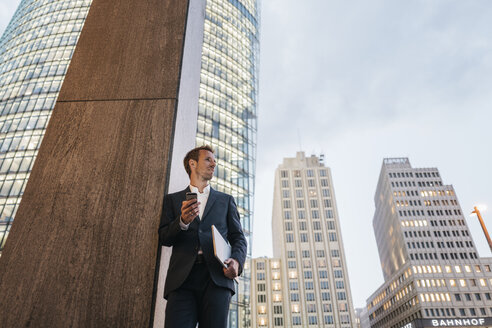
[223,258,239,279]
[180,199,200,224]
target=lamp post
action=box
[471,206,492,253]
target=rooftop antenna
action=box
[297,129,302,152]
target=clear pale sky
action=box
[2,0,492,309]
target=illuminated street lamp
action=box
[471,206,492,253]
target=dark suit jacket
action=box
[158,186,247,299]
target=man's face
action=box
[193,150,216,181]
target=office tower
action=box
[366,158,492,328]
[251,152,356,327]
[251,257,285,327]
[195,1,259,326]
[354,307,370,328]
[0,0,259,327]
[0,0,92,251]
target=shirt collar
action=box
[190,184,210,195]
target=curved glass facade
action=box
[0,0,92,251]
[196,1,260,327]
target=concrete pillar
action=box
[0,0,204,327]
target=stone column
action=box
[0,0,204,327]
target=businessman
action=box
[158,145,247,328]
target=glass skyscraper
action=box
[0,0,92,251]
[196,1,259,327]
[0,0,259,327]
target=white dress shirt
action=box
[179,184,210,230]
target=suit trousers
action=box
[164,261,232,328]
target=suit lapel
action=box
[201,187,217,221]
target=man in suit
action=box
[159,145,247,328]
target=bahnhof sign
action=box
[402,317,492,328]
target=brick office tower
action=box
[251,152,356,327]
[366,158,492,328]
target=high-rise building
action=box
[0,0,92,251]
[195,1,259,326]
[366,158,492,328]
[250,152,356,327]
[354,307,370,328]
[0,1,259,327]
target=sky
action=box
[2,0,492,309]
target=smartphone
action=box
[186,192,197,201]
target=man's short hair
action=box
[183,145,214,177]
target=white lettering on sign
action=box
[401,323,412,328]
[431,318,486,326]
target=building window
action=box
[327,220,335,230]
[299,221,307,230]
[306,293,315,301]
[274,318,283,326]
[335,280,344,289]
[292,316,301,325]
[340,314,350,324]
[315,233,323,242]
[324,315,334,324]
[289,282,299,290]
[257,294,266,303]
[308,316,317,325]
[257,273,265,280]
[281,170,288,178]
[337,292,346,300]
[257,283,266,291]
